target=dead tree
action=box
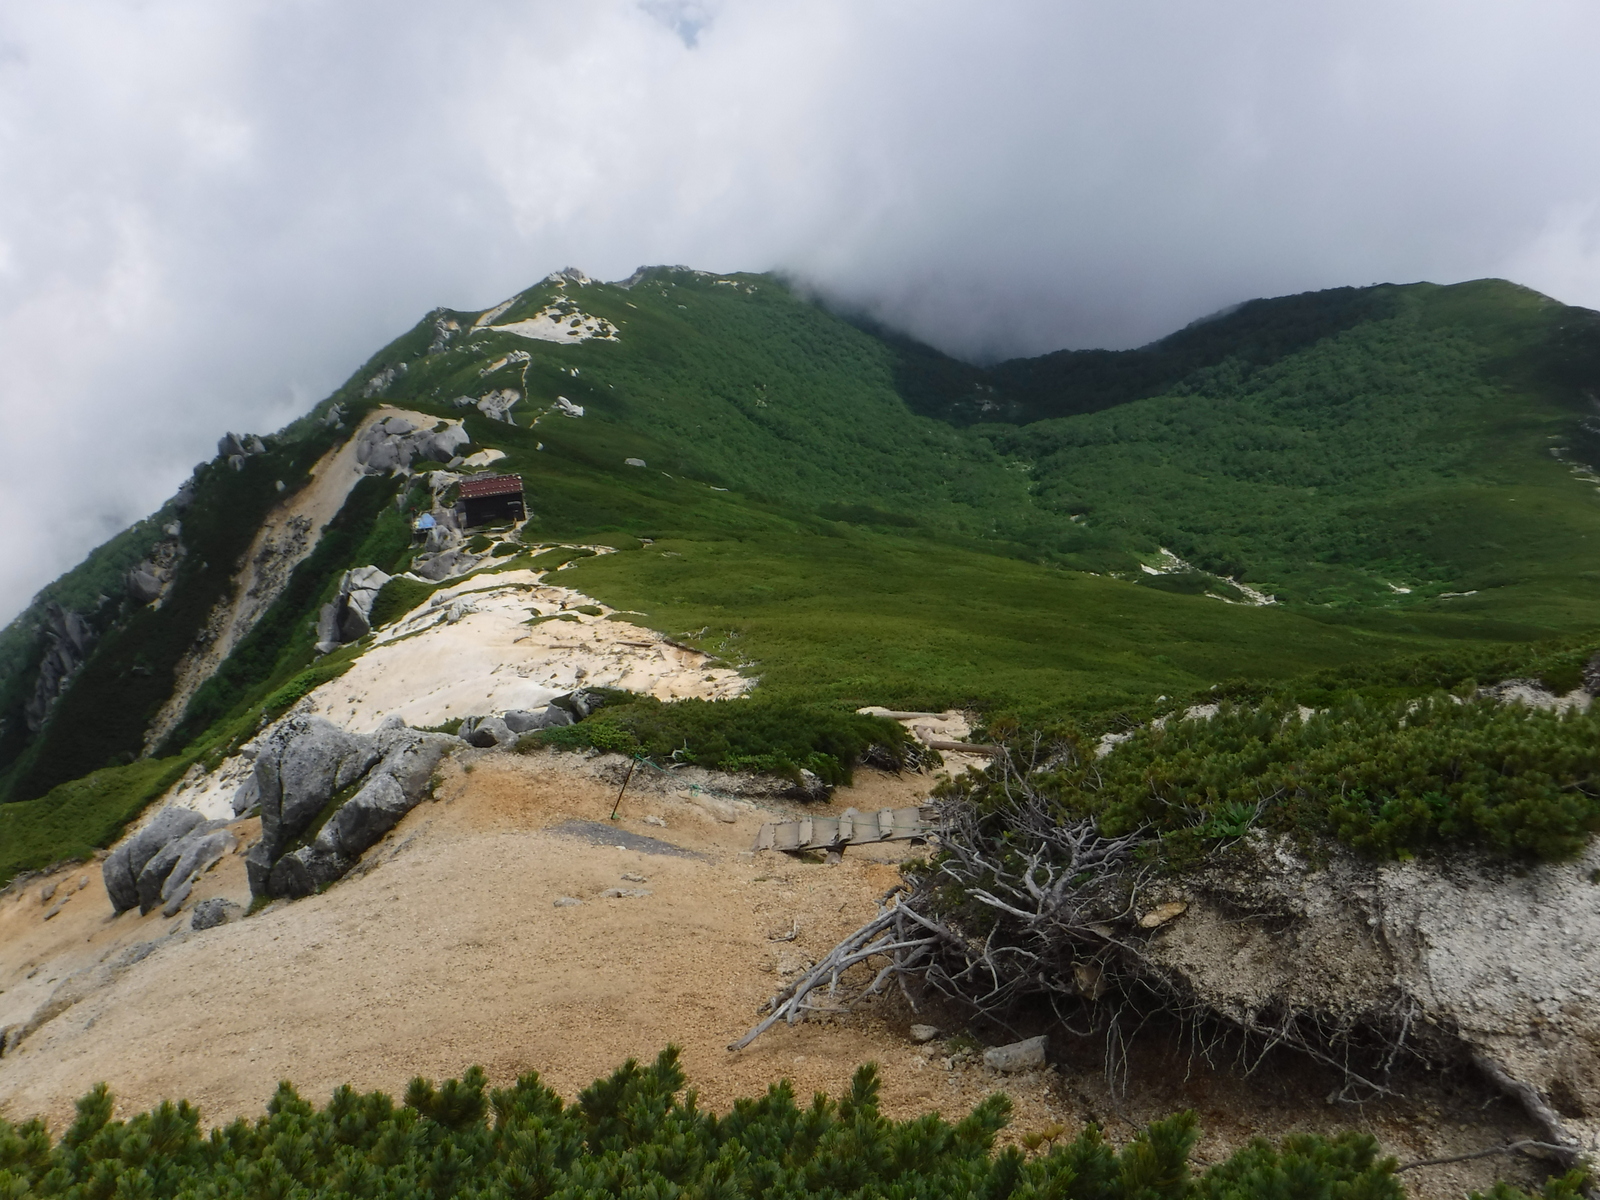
[734,742,1424,1104]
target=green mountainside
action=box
[4,265,1600,882]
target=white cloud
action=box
[1,0,1599,618]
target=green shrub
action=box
[0,1051,1418,1200]
[418,717,464,736]
[262,659,354,720]
[369,576,437,628]
[0,756,192,886]
[528,545,598,568]
[1020,695,1600,862]
[1471,1174,1590,1200]
[521,693,907,784]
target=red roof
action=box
[459,474,524,499]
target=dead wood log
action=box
[728,904,945,1051]
[923,739,1003,756]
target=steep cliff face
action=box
[22,604,97,735]
[0,415,350,805]
[1147,835,1600,1163]
[140,409,445,753]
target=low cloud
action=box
[1,0,1598,618]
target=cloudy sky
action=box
[2,0,1599,620]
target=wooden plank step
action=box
[751,805,935,853]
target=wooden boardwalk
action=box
[751,805,937,853]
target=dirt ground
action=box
[0,750,1553,1196]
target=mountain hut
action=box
[458,473,525,526]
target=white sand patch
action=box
[480,351,530,376]
[491,306,619,343]
[143,406,438,752]
[153,755,255,822]
[855,708,991,777]
[1549,442,1600,491]
[1141,547,1275,606]
[472,297,516,329]
[1227,578,1276,606]
[1141,547,1189,575]
[301,569,750,733]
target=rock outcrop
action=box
[191,897,241,930]
[102,806,209,913]
[23,604,98,734]
[126,524,185,605]
[362,365,403,397]
[409,508,489,582]
[461,701,583,746]
[156,828,238,915]
[460,714,516,748]
[1146,835,1600,1162]
[217,432,268,470]
[503,706,573,733]
[354,415,470,474]
[474,389,520,423]
[315,565,392,652]
[411,548,483,582]
[242,716,459,900]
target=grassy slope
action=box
[0,755,193,884]
[557,531,1456,725]
[6,269,1600,884]
[345,269,1584,727]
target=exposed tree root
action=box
[732,741,1594,1180]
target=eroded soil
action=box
[0,751,1551,1196]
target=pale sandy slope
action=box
[0,751,1543,1197]
[0,754,1046,1129]
[304,568,750,734]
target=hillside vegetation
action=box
[2,267,1600,881]
[3,1052,1575,1200]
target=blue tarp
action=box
[415,513,436,530]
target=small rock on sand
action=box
[600,888,652,899]
[191,898,242,930]
[690,795,738,823]
[553,896,583,908]
[1138,901,1188,929]
[984,1035,1048,1073]
[909,1024,941,1043]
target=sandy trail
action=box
[0,753,1546,1197]
[0,757,998,1129]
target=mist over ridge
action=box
[4,1,1600,619]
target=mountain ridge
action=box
[2,266,1599,876]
